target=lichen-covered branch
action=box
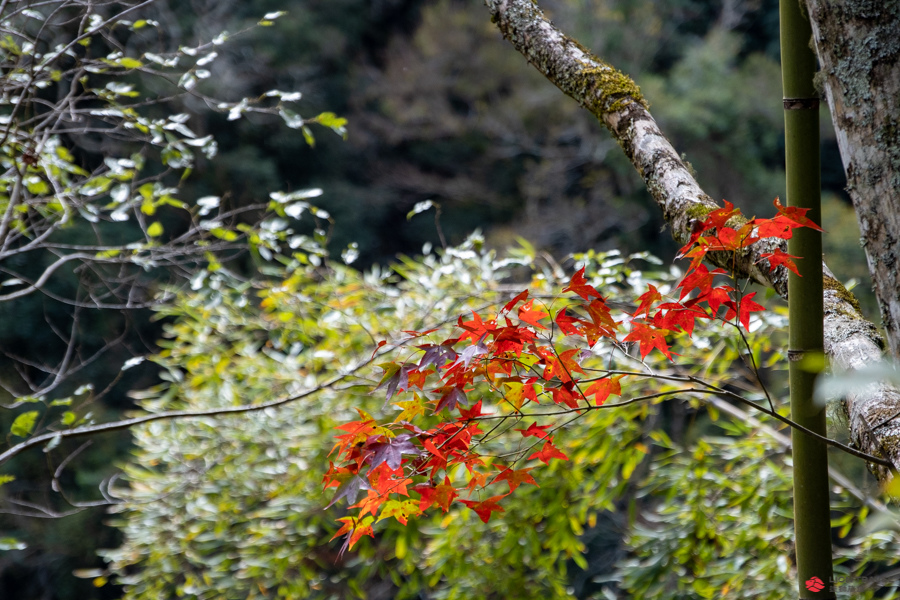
[485,0,900,482]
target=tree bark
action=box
[484,0,900,484]
[804,1,900,360]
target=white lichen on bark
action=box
[486,0,900,481]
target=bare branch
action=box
[0,356,374,467]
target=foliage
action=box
[325,198,817,551]
[100,228,900,599]
[0,0,887,598]
[0,1,342,588]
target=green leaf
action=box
[147,222,163,237]
[10,411,40,437]
[61,411,76,426]
[0,475,15,486]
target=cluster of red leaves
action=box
[325,198,821,552]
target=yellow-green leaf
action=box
[11,411,40,437]
[210,228,238,242]
[147,222,163,237]
[302,125,315,148]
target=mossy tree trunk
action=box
[780,0,834,596]
[805,0,900,362]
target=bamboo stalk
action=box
[780,0,834,596]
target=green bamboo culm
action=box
[779,0,834,597]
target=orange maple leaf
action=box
[583,375,623,406]
[518,299,549,329]
[331,516,375,551]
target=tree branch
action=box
[0,358,371,467]
[484,0,900,483]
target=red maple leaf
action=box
[702,200,739,232]
[555,309,584,336]
[773,197,825,231]
[623,321,674,360]
[369,464,413,497]
[492,325,537,355]
[493,467,538,492]
[677,264,727,300]
[422,437,445,461]
[351,489,389,519]
[550,383,581,408]
[459,494,507,523]
[723,292,766,330]
[458,311,496,342]
[515,421,553,440]
[707,226,759,252]
[758,248,802,276]
[752,215,795,239]
[633,284,662,318]
[415,477,458,512]
[331,413,379,456]
[584,298,618,342]
[458,399,486,420]
[563,267,602,301]
[528,441,569,465]
[406,368,431,390]
[697,285,734,314]
[502,289,529,313]
[653,301,709,336]
[558,348,586,378]
[518,299,549,329]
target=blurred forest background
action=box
[0,0,883,598]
